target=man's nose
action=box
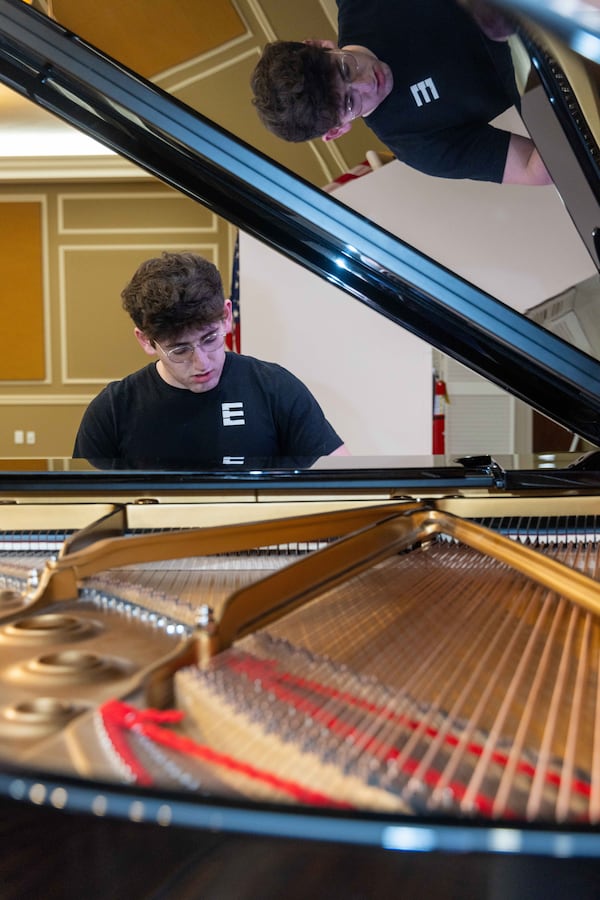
[192,342,210,360]
[353,73,373,91]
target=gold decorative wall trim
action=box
[57,192,218,235]
[323,140,351,172]
[165,46,260,94]
[307,142,336,185]
[319,0,338,31]
[228,221,238,262]
[243,0,277,42]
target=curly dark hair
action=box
[250,41,340,141]
[121,252,225,343]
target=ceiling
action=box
[0,0,244,157]
[0,82,111,157]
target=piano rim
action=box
[4,760,600,857]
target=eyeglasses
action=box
[155,327,227,363]
[331,51,362,120]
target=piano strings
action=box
[2,507,600,824]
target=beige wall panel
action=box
[62,247,145,382]
[59,193,216,233]
[62,244,218,382]
[0,403,86,457]
[0,200,45,382]
[255,0,335,42]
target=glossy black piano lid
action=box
[495,0,600,63]
[0,0,599,446]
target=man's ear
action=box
[303,38,337,50]
[223,298,233,334]
[322,122,353,142]
[134,327,157,357]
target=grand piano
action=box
[1,1,600,896]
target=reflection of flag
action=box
[322,159,372,193]
[322,151,395,193]
[227,231,241,353]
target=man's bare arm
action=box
[457,0,515,40]
[330,443,351,456]
[502,133,553,185]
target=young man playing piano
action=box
[73,252,348,465]
[250,0,552,186]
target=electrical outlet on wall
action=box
[26,431,36,445]
[14,430,24,444]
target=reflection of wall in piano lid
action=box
[240,116,597,455]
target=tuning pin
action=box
[27,569,39,589]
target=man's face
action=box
[136,299,233,394]
[331,47,394,124]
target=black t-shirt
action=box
[73,353,343,465]
[337,0,521,181]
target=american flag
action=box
[227,231,241,353]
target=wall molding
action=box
[166,45,260,94]
[0,156,152,182]
[0,394,91,405]
[57,192,218,235]
[243,0,277,43]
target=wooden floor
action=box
[2,798,600,899]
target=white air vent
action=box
[437,355,526,455]
[446,393,514,455]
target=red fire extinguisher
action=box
[432,376,448,455]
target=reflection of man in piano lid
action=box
[72,252,348,464]
[250,0,552,186]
